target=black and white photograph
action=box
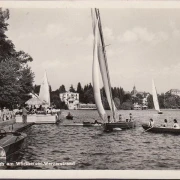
[0,0,180,178]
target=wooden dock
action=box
[3,122,35,133]
[15,115,59,124]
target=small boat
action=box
[61,123,83,126]
[142,124,180,135]
[66,113,73,120]
[104,121,135,132]
[91,9,135,132]
[0,130,27,162]
[152,79,163,114]
[83,121,102,127]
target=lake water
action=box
[5,109,180,170]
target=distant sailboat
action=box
[152,79,162,114]
[39,71,50,107]
[92,8,135,131]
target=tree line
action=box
[33,82,148,110]
[0,8,34,109]
[34,82,180,110]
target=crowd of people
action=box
[0,107,15,121]
[148,118,180,129]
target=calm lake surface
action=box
[6,109,180,170]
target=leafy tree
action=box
[123,93,132,102]
[147,94,153,109]
[118,87,124,105]
[0,59,21,108]
[114,97,120,109]
[50,89,61,109]
[34,85,40,95]
[158,93,165,109]
[59,85,66,93]
[121,101,133,110]
[101,96,110,110]
[0,8,34,108]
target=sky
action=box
[5,8,180,93]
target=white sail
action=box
[92,9,117,122]
[92,17,106,120]
[152,79,160,112]
[98,44,117,112]
[91,9,116,115]
[39,71,50,107]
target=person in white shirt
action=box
[173,119,179,129]
[148,118,154,127]
[119,114,122,121]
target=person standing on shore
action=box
[2,107,7,121]
[22,106,28,123]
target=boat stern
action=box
[0,146,6,163]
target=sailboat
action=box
[39,71,50,107]
[16,71,61,124]
[152,79,163,114]
[91,8,135,132]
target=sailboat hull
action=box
[158,111,163,114]
[103,121,136,132]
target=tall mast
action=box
[94,8,116,121]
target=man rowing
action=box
[148,118,154,127]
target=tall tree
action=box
[59,85,66,93]
[0,9,34,108]
[69,84,76,93]
[77,82,84,103]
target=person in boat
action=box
[22,106,28,124]
[0,108,2,121]
[148,118,154,127]
[173,119,180,129]
[119,114,122,121]
[93,120,102,124]
[107,115,111,123]
[129,113,133,122]
[126,119,129,122]
[67,112,72,117]
[162,119,168,127]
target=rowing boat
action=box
[0,131,27,162]
[142,124,180,135]
[83,121,102,127]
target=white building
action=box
[166,89,180,96]
[60,92,79,110]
